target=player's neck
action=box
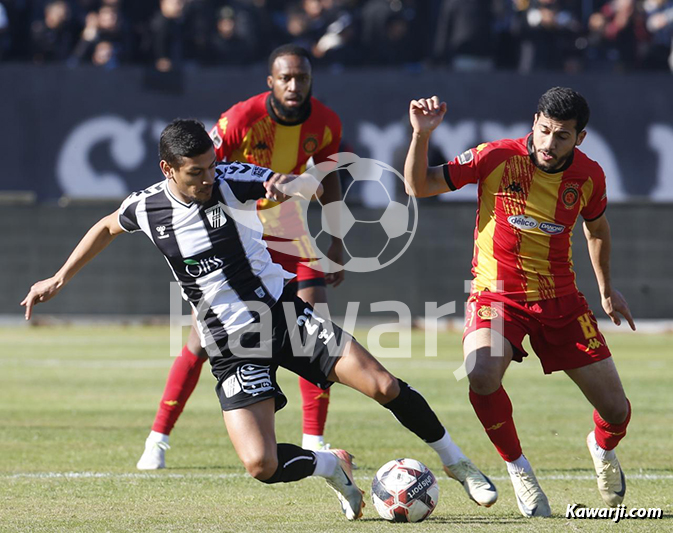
[166,179,192,206]
[266,93,311,126]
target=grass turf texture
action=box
[0,326,671,532]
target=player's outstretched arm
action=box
[583,214,636,330]
[404,96,449,198]
[264,172,324,202]
[20,210,125,320]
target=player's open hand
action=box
[602,289,636,331]
[264,172,324,202]
[409,96,447,135]
[21,277,63,321]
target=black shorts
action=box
[211,284,350,412]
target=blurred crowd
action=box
[0,0,672,72]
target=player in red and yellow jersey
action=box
[136,46,344,470]
[404,88,635,517]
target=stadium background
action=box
[1,0,672,321]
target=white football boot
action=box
[508,463,551,517]
[324,449,365,520]
[136,438,170,470]
[443,459,498,507]
[587,431,626,507]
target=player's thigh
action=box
[463,328,514,394]
[222,398,278,472]
[565,358,629,423]
[328,339,399,404]
[187,313,208,357]
[297,283,328,306]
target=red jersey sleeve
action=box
[209,106,246,161]
[581,167,608,221]
[442,142,493,191]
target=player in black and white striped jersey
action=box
[21,119,498,520]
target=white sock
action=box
[312,450,338,478]
[302,434,325,451]
[427,429,467,466]
[148,431,170,444]
[506,454,533,475]
[589,431,616,461]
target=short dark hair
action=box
[159,119,213,167]
[537,87,590,133]
[268,44,312,74]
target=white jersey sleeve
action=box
[218,162,273,204]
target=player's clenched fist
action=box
[409,96,447,135]
[264,172,324,202]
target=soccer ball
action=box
[371,458,439,523]
[308,153,418,273]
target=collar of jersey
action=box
[527,133,575,174]
[265,93,312,126]
[164,181,194,208]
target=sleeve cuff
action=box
[442,164,456,191]
[583,205,607,222]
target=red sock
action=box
[299,377,330,436]
[151,346,206,435]
[594,399,631,450]
[469,386,523,462]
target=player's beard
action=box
[532,143,574,172]
[271,86,312,123]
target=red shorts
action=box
[463,291,611,374]
[268,248,325,283]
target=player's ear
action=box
[266,75,273,89]
[576,130,587,146]
[159,160,173,180]
[532,113,538,130]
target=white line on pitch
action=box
[4,472,673,481]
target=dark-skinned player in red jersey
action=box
[404,88,635,517]
[137,45,345,469]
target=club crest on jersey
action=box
[303,136,319,154]
[477,306,499,320]
[562,183,580,209]
[205,202,227,228]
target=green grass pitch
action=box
[0,326,671,532]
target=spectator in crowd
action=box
[207,5,251,65]
[30,0,76,63]
[91,39,119,67]
[69,4,130,66]
[0,2,9,61]
[150,0,187,72]
[643,0,673,70]
[361,0,420,65]
[312,10,358,66]
[4,0,671,73]
[433,0,496,71]
[587,0,648,71]
[517,0,583,73]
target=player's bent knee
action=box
[599,399,630,425]
[373,373,400,404]
[466,366,502,396]
[242,453,278,481]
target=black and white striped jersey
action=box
[117,162,295,348]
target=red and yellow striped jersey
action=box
[209,92,342,267]
[445,135,607,302]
